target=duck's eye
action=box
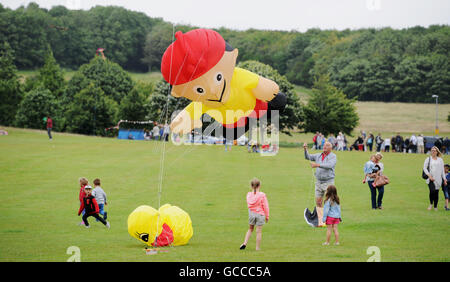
[193,86,206,95]
[139,233,149,242]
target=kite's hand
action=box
[170,110,196,135]
[252,76,280,102]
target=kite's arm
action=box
[170,108,202,135]
[252,76,280,102]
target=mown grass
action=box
[0,127,449,261]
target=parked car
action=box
[423,136,443,153]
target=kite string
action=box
[152,24,175,248]
[153,25,208,247]
[156,24,176,209]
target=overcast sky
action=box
[3,0,450,31]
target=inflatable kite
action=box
[161,28,287,140]
[127,204,193,247]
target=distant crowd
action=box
[313,131,450,154]
[143,123,170,142]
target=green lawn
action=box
[0,127,449,262]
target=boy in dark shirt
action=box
[78,186,110,228]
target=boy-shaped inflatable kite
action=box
[161,29,286,140]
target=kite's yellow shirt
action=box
[184,67,260,126]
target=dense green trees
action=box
[64,56,134,104]
[14,86,60,130]
[303,76,359,136]
[65,83,118,135]
[0,42,23,126]
[237,60,303,134]
[1,3,448,103]
[38,47,65,97]
[0,3,159,71]
[148,79,190,124]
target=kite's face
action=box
[129,219,154,245]
[171,49,238,108]
[127,206,158,246]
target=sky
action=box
[2,0,450,32]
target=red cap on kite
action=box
[161,29,226,85]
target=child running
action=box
[78,185,110,229]
[322,185,342,246]
[78,177,88,226]
[92,178,108,221]
[240,178,269,251]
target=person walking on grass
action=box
[92,178,108,221]
[46,116,53,140]
[322,185,342,246]
[373,153,385,209]
[78,185,110,229]
[363,155,379,210]
[240,178,269,251]
[423,146,446,211]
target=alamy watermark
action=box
[170,109,280,156]
[66,246,81,262]
[366,246,381,262]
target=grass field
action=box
[0,127,449,262]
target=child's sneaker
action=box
[334,242,340,246]
[239,244,246,250]
[78,221,85,226]
[85,225,90,229]
[322,242,329,246]
[106,222,110,229]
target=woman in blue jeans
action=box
[373,153,385,209]
[363,154,384,209]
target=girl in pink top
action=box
[240,178,269,251]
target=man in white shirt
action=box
[417,134,424,154]
[410,134,418,153]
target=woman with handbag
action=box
[423,146,447,211]
[363,155,379,210]
[373,153,386,209]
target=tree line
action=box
[1,2,448,103]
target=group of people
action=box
[144,123,170,141]
[315,130,449,155]
[240,139,448,251]
[313,132,347,151]
[77,177,110,228]
[359,132,426,154]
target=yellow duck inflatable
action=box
[127,204,193,247]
